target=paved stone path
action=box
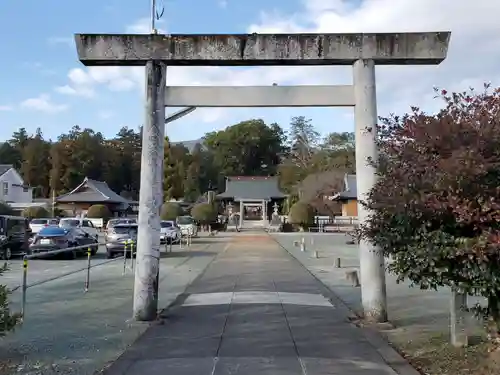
[105,235,401,375]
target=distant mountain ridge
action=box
[172,138,204,152]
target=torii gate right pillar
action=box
[353,58,386,321]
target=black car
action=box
[29,226,98,259]
[0,215,31,260]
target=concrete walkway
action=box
[105,235,407,375]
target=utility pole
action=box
[353,59,387,323]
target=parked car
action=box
[0,215,31,260]
[160,220,181,244]
[29,218,60,235]
[105,218,137,240]
[29,226,98,258]
[105,223,138,259]
[59,218,99,240]
[176,216,198,237]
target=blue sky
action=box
[0,0,497,142]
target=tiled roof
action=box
[337,174,357,199]
[56,177,130,204]
[217,176,286,200]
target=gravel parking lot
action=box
[0,237,225,375]
[1,243,111,292]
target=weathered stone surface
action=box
[164,85,356,107]
[75,32,451,66]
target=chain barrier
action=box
[17,232,194,322]
[20,242,127,322]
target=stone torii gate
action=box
[74,32,450,322]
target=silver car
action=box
[105,223,138,258]
[105,218,136,242]
[160,220,181,244]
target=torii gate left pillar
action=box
[74,32,450,322]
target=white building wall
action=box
[0,168,33,203]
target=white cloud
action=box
[0,105,12,111]
[68,68,90,85]
[20,94,68,113]
[56,66,138,97]
[248,0,500,115]
[55,84,95,98]
[59,0,498,124]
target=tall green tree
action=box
[106,127,142,198]
[278,115,355,196]
[204,119,285,177]
[184,146,201,201]
[287,116,320,170]
[20,128,51,198]
[49,140,69,195]
[10,128,29,150]
[278,117,317,192]
[163,137,184,200]
[314,131,356,172]
[193,143,219,193]
[0,127,29,170]
[0,142,22,167]
[49,126,106,194]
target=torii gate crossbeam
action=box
[74,32,450,322]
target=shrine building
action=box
[217,176,287,229]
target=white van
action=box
[176,216,198,237]
[29,218,60,235]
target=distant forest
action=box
[0,116,355,208]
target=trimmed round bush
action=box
[22,206,49,219]
[53,207,66,218]
[87,204,112,219]
[160,202,182,221]
[0,202,14,216]
[288,202,314,230]
[191,203,217,225]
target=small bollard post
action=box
[346,270,360,287]
[335,257,341,268]
[130,240,135,272]
[84,246,91,292]
[123,240,128,275]
[310,238,314,247]
[300,237,306,252]
[313,250,319,258]
[169,238,173,252]
[21,255,28,322]
[179,236,183,249]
